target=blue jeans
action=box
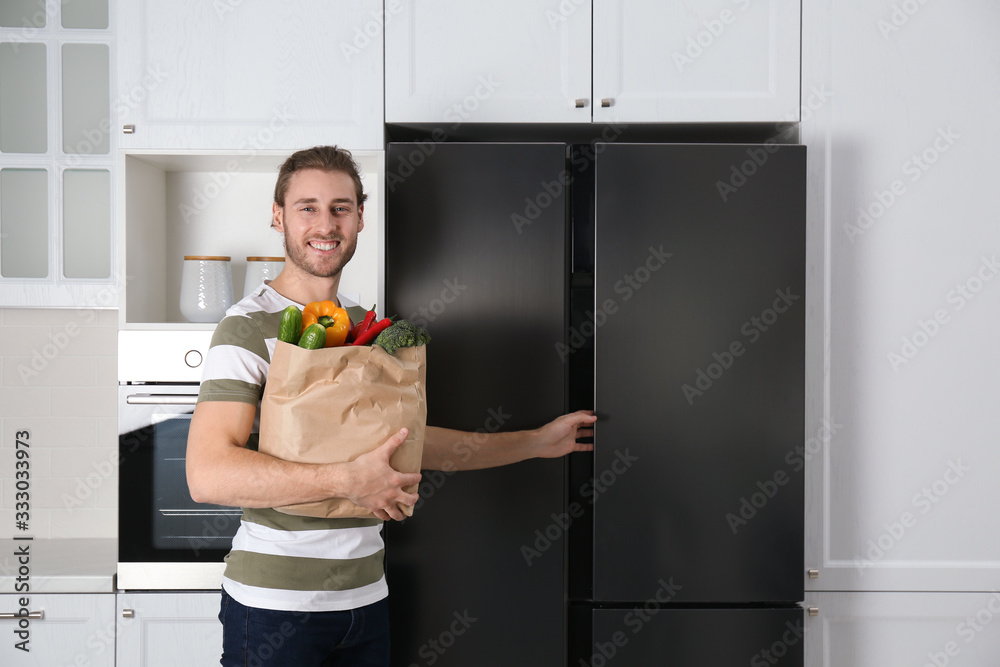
[219,588,390,666]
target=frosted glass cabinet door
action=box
[592,0,801,123]
[0,1,48,27]
[0,169,48,278]
[62,43,111,155]
[62,0,109,29]
[63,170,111,279]
[117,0,384,149]
[0,1,116,307]
[0,42,47,153]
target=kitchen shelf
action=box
[117,149,384,329]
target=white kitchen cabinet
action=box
[0,593,115,666]
[117,0,384,150]
[802,0,1000,594]
[385,0,591,123]
[385,0,800,124]
[805,592,1000,667]
[0,5,117,307]
[592,0,801,123]
[118,149,384,329]
[117,592,223,666]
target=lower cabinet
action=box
[0,593,116,666]
[117,592,222,666]
[806,592,1000,667]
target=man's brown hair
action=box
[273,145,368,208]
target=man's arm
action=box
[420,410,596,471]
[185,400,421,521]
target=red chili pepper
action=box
[351,317,393,346]
[347,306,376,343]
[354,306,378,338]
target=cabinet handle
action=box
[808,607,819,616]
[0,610,43,620]
[122,609,134,618]
[574,98,587,108]
[601,98,613,108]
[807,569,819,579]
[123,124,136,134]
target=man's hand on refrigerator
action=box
[530,410,596,459]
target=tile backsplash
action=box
[0,307,118,539]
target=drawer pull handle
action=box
[0,610,43,620]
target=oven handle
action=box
[126,394,199,406]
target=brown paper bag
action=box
[258,340,427,519]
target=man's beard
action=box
[284,229,358,279]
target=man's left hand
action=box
[531,410,596,459]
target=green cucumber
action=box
[277,306,303,344]
[297,323,326,350]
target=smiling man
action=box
[185,146,596,666]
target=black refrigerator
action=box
[384,142,805,666]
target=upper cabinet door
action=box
[117,0,383,150]
[385,0,592,123]
[593,0,801,123]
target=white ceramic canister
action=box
[179,255,234,323]
[243,256,285,298]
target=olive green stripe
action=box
[197,378,260,404]
[241,507,382,531]
[245,309,284,346]
[210,315,270,361]
[224,549,385,592]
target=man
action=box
[186,145,596,666]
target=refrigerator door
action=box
[385,143,568,666]
[592,144,806,603]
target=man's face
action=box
[273,168,364,279]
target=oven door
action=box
[118,384,241,589]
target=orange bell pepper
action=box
[301,300,350,347]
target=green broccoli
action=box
[373,319,431,355]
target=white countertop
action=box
[0,538,116,594]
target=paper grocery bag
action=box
[258,341,427,519]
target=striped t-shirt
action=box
[197,281,387,612]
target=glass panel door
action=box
[0,42,47,153]
[0,168,48,277]
[63,169,111,278]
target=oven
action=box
[117,330,240,590]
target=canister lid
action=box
[184,255,231,261]
[246,256,285,262]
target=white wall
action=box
[0,308,118,539]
